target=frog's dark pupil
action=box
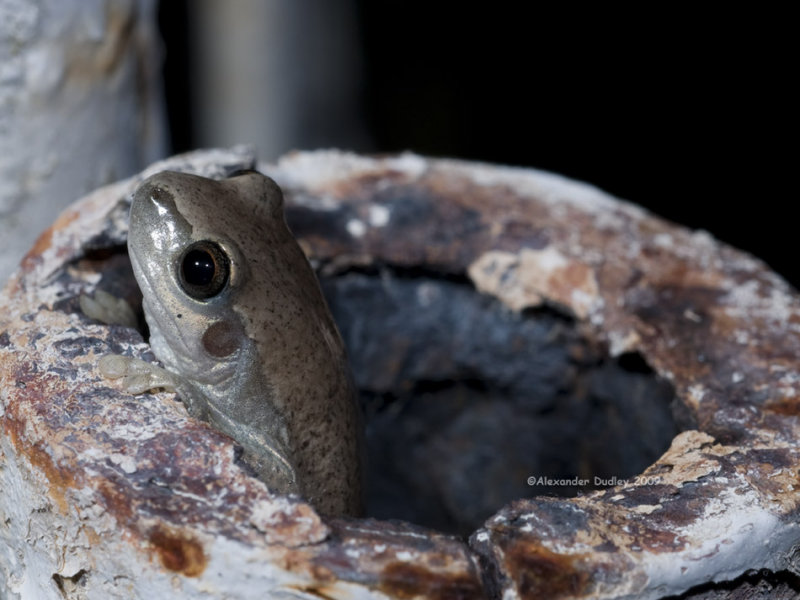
[183,249,215,286]
[178,241,230,300]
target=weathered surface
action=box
[2,148,800,599]
[0,148,482,599]
[267,152,800,598]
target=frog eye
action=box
[178,241,230,300]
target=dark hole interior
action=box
[321,268,680,536]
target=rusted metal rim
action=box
[2,148,799,599]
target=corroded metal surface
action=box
[270,152,800,598]
[0,148,483,599]
[2,148,799,599]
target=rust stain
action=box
[95,478,135,526]
[377,562,485,600]
[148,526,207,577]
[764,395,800,417]
[24,443,77,514]
[290,586,339,600]
[7,150,800,599]
[501,541,592,599]
[542,260,599,318]
[2,416,77,514]
[308,564,337,583]
[20,227,54,273]
[19,209,81,274]
[51,206,83,234]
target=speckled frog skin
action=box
[125,170,362,516]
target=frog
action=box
[91,170,362,516]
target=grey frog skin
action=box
[126,170,362,516]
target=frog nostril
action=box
[179,241,230,300]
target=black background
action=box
[160,4,793,287]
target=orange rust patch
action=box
[28,226,56,258]
[36,209,80,253]
[544,260,599,315]
[502,542,592,599]
[25,443,77,514]
[377,562,484,600]
[308,563,337,583]
[764,396,800,417]
[95,478,135,526]
[51,206,83,233]
[149,526,207,577]
[2,418,77,514]
[19,209,81,273]
[20,227,54,273]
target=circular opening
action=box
[73,247,682,537]
[322,268,681,536]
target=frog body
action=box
[114,170,362,516]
